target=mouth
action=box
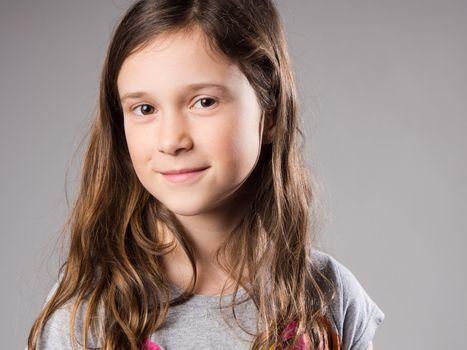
[161,166,209,175]
[160,167,209,184]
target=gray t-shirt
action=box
[32,249,385,350]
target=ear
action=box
[261,111,276,144]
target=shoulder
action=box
[309,248,385,350]
[35,280,103,349]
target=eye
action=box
[132,104,155,116]
[193,97,217,110]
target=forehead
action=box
[117,26,244,94]
[131,25,228,65]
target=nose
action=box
[156,108,193,155]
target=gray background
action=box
[1,0,466,349]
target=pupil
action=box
[201,98,213,107]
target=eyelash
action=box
[131,97,218,116]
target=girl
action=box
[27,0,385,349]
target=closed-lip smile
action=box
[160,166,209,184]
[161,167,209,175]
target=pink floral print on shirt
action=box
[268,319,311,350]
[142,337,162,350]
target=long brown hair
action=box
[28,0,339,349]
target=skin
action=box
[117,26,271,294]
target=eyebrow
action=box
[119,83,231,103]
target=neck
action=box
[158,177,254,294]
[159,204,248,294]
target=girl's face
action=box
[117,26,264,218]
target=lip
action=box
[160,167,209,184]
[161,167,208,175]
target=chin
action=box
[166,206,202,217]
[159,198,210,217]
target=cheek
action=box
[207,116,261,173]
[124,124,152,169]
